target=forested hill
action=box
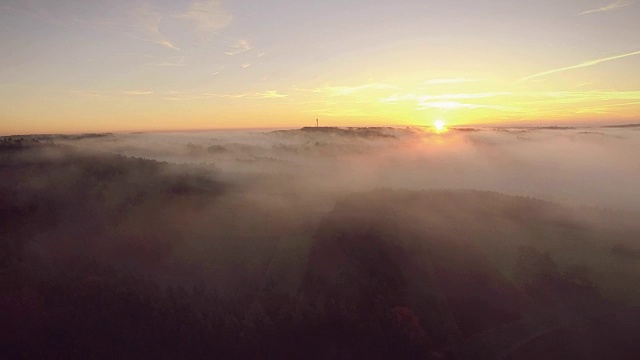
[2,140,640,359]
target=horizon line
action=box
[3,120,640,137]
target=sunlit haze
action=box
[4,2,640,356]
[1,0,639,134]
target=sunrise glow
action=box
[5,2,640,357]
[434,119,446,132]
[0,1,639,135]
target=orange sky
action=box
[1,1,639,135]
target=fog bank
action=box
[55,125,640,212]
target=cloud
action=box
[575,101,640,114]
[519,50,640,81]
[1,2,181,51]
[377,92,513,112]
[5,1,231,51]
[577,0,635,15]
[256,91,288,99]
[304,84,398,97]
[424,79,477,85]
[127,1,232,50]
[129,2,181,51]
[127,34,181,51]
[113,89,289,101]
[417,102,507,111]
[145,56,186,67]
[225,39,253,56]
[305,108,371,117]
[154,39,181,51]
[176,0,232,35]
[122,90,154,95]
[537,90,640,101]
[196,91,288,99]
[380,92,510,103]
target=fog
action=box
[60,125,640,211]
[3,125,640,359]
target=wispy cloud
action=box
[417,102,507,111]
[519,50,640,81]
[225,39,253,56]
[146,56,187,67]
[130,2,180,51]
[0,2,181,50]
[122,90,154,95]
[154,39,181,51]
[577,0,635,16]
[255,91,288,99]
[575,101,640,114]
[152,61,187,66]
[127,33,181,51]
[198,91,288,99]
[175,0,232,35]
[379,92,512,112]
[302,83,398,97]
[127,1,232,50]
[424,78,477,85]
[380,92,509,103]
[525,90,640,104]
[306,108,371,117]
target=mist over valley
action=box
[3,125,640,358]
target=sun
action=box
[434,119,446,131]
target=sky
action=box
[1,0,639,134]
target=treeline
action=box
[1,140,223,271]
[0,142,436,358]
[4,257,439,359]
